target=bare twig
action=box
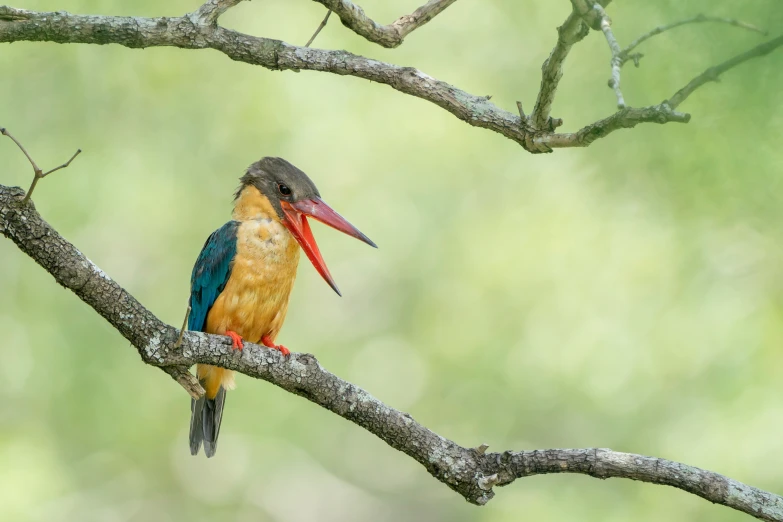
[174,305,191,348]
[591,3,625,108]
[620,14,767,65]
[2,182,783,519]
[1,127,81,203]
[311,0,458,48]
[40,149,82,177]
[667,33,783,109]
[1,126,39,172]
[22,148,81,203]
[305,9,332,47]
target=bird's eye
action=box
[277,183,292,197]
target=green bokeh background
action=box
[2,1,783,521]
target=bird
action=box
[187,157,376,457]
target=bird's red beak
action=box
[280,198,376,296]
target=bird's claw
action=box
[261,335,290,357]
[226,330,244,351]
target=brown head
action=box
[236,157,376,295]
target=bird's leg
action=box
[225,330,244,351]
[261,335,290,357]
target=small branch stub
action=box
[174,305,192,348]
[516,101,529,129]
[477,473,499,491]
[163,365,204,399]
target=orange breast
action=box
[201,216,300,396]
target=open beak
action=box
[280,198,376,296]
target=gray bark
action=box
[1,5,780,153]
[311,0,459,48]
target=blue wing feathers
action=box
[188,221,239,332]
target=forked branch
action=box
[0,127,81,203]
[310,0,458,48]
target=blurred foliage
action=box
[2,0,783,521]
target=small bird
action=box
[187,157,375,457]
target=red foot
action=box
[226,330,244,351]
[262,335,290,357]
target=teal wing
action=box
[188,221,240,332]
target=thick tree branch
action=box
[0,4,780,153]
[310,0,458,48]
[529,8,590,130]
[495,449,783,521]
[0,6,540,148]
[2,179,783,518]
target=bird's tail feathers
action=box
[189,385,227,458]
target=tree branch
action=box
[538,103,690,149]
[0,6,540,148]
[2,179,783,518]
[667,33,783,110]
[0,4,780,152]
[591,3,625,108]
[529,7,590,130]
[310,0,458,48]
[620,14,767,66]
[494,449,783,521]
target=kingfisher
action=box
[187,157,376,457]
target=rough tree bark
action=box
[2,0,783,520]
[0,1,780,152]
